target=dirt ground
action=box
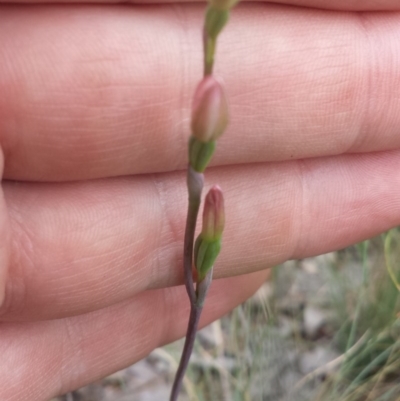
[55,233,400,401]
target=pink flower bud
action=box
[202,185,225,241]
[191,76,229,143]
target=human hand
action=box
[1,1,400,399]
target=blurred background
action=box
[55,228,400,401]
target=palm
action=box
[1,2,400,399]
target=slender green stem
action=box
[168,153,206,401]
[183,167,204,303]
[196,267,214,307]
[170,3,229,396]
[204,36,216,75]
[169,304,203,401]
[169,269,213,401]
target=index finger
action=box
[2,0,400,11]
[2,4,400,181]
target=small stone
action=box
[303,306,326,339]
[300,258,319,274]
[299,346,340,374]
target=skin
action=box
[1,1,400,399]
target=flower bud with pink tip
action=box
[201,185,225,241]
[194,186,225,281]
[191,76,229,143]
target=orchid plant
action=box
[169,0,238,400]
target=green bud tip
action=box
[191,76,229,143]
[204,7,229,40]
[202,185,225,241]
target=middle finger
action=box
[2,151,400,321]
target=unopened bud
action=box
[191,76,229,143]
[194,186,225,281]
[194,236,221,281]
[208,0,239,11]
[202,185,225,241]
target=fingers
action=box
[1,5,400,180]
[0,151,10,305]
[267,0,400,10]
[2,150,400,321]
[265,0,399,11]
[0,270,268,401]
[2,0,400,12]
